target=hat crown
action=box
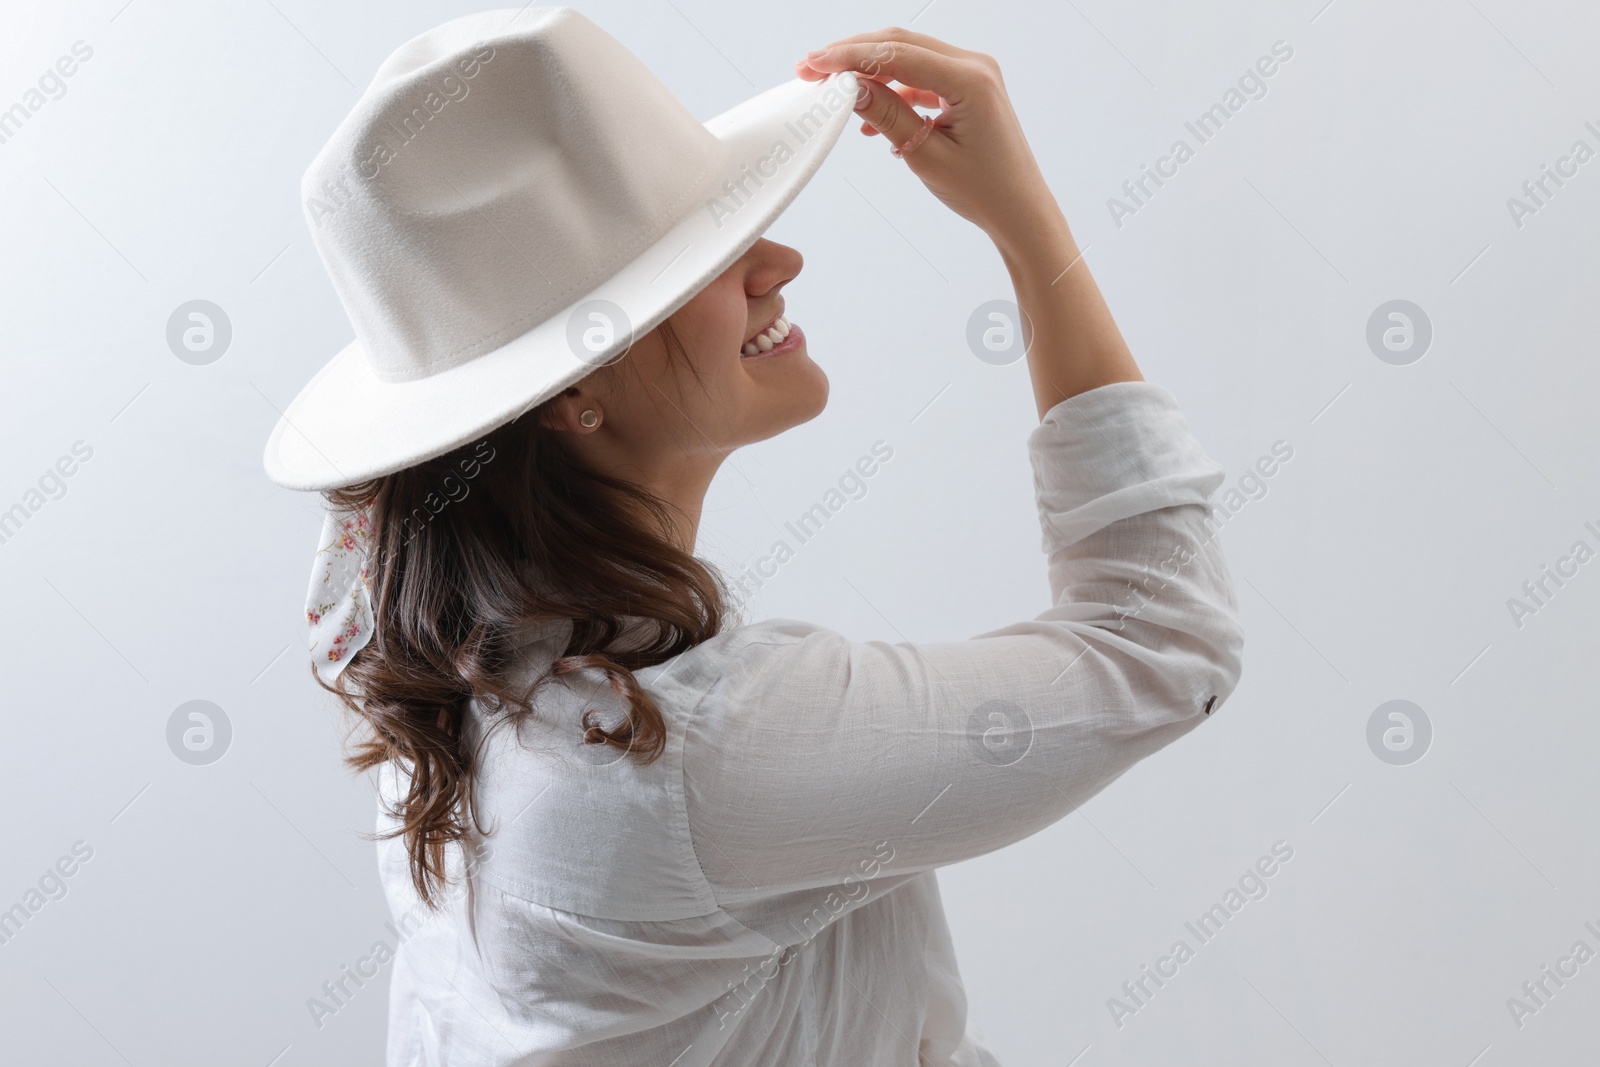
[301,8,729,384]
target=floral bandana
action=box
[305,504,376,684]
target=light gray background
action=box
[2,0,1596,1064]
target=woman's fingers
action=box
[851,75,936,153]
[809,26,979,64]
[894,85,945,110]
[799,40,974,107]
[858,85,942,137]
[797,28,1052,245]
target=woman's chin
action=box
[786,356,829,419]
[747,361,828,439]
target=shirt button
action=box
[1202,695,1217,715]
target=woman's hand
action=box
[795,29,1061,249]
[800,28,1143,415]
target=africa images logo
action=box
[0,40,94,148]
[302,43,497,228]
[704,78,856,229]
[1107,41,1294,228]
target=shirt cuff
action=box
[1026,380,1226,552]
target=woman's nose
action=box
[744,238,803,296]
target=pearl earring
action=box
[579,409,599,428]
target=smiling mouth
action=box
[741,315,800,359]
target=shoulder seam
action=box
[669,626,816,935]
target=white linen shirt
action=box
[373,379,1246,1066]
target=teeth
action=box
[741,317,791,357]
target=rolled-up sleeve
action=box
[679,380,1245,916]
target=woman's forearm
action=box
[995,206,1145,420]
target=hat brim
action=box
[265,70,860,492]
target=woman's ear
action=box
[537,388,601,434]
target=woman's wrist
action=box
[991,197,1075,279]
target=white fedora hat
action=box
[263,7,859,491]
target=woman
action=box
[267,10,1243,1066]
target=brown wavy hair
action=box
[314,320,730,908]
